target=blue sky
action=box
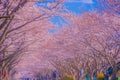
[35,0,99,13]
[63,0,98,14]
[35,0,99,34]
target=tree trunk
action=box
[111,62,117,80]
[111,72,117,80]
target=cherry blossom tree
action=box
[0,0,65,79]
[49,12,120,80]
[96,0,120,15]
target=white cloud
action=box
[66,0,94,4]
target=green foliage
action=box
[97,78,104,80]
[62,76,73,80]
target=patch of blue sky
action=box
[35,0,59,10]
[49,16,69,34]
[35,0,100,14]
[93,0,110,11]
[35,1,50,10]
[50,16,68,28]
[36,0,57,4]
[63,0,99,14]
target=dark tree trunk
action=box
[111,72,117,80]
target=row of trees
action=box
[0,0,120,79]
[17,0,120,80]
[0,0,65,79]
[46,1,120,80]
[31,16,120,80]
[43,13,120,80]
[28,12,120,80]
[0,0,29,79]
